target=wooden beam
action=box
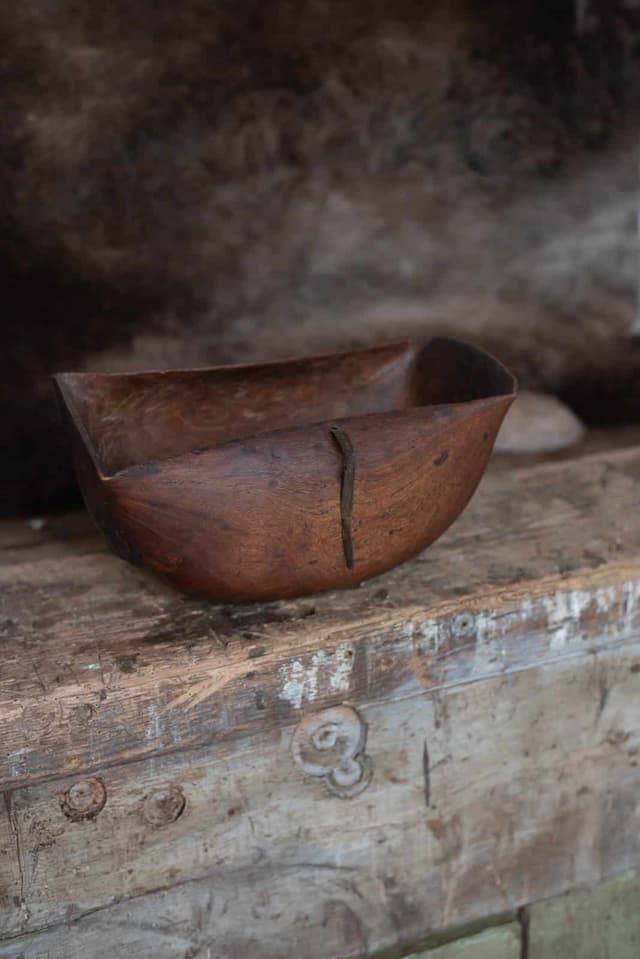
[1,642,639,946]
[0,446,639,792]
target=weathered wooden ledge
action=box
[1,438,639,956]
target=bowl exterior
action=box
[98,396,513,601]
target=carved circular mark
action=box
[143,785,186,827]
[313,726,338,749]
[292,705,373,798]
[60,778,107,821]
[327,753,374,798]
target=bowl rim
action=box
[53,337,517,482]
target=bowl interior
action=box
[55,339,515,477]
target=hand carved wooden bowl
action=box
[54,338,516,602]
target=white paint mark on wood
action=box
[7,750,33,781]
[544,589,594,651]
[278,644,354,709]
[279,660,309,709]
[595,586,619,614]
[623,579,640,633]
[410,576,640,676]
[145,704,162,744]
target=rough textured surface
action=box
[1,646,639,951]
[1,443,640,790]
[528,873,640,958]
[0,440,640,956]
[1,0,638,513]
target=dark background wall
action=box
[2,0,638,513]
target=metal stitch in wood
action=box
[330,424,356,571]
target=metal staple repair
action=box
[329,425,356,570]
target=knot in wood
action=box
[451,612,476,638]
[60,778,107,821]
[143,785,186,826]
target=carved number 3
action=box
[291,705,373,798]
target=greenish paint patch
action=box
[407,923,521,958]
[529,872,640,959]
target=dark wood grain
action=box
[54,338,515,601]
